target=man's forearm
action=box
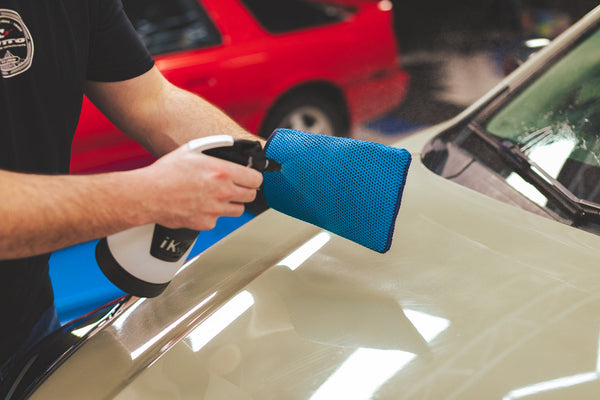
[137,84,261,155]
[0,169,150,259]
[85,67,264,159]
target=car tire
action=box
[259,93,348,139]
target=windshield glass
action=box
[486,27,600,205]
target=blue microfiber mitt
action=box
[262,129,411,253]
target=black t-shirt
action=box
[0,0,154,365]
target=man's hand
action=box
[140,143,263,231]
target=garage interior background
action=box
[357,0,599,144]
[50,0,599,323]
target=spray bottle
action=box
[95,135,280,298]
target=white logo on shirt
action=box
[0,9,34,78]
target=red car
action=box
[70,0,409,173]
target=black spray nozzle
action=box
[203,139,281,172]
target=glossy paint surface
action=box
[31,136,600,399]
[119,165,600,400]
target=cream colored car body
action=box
[29,7,600,400]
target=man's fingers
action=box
[207,203,246,220]
[228,185,258,204]
[223,203,246,218]
[226,162,263,189]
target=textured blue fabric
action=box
[263,129,411,253]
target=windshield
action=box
[486,27,600,205]
[422,22,600,232]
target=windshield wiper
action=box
[469,122,600,226]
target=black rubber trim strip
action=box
[95,238,169,298]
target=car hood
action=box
[30,128,600,399]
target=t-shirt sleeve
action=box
[86,0,155,82]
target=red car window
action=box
[238,0,350,33]
[123,0,222,55]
